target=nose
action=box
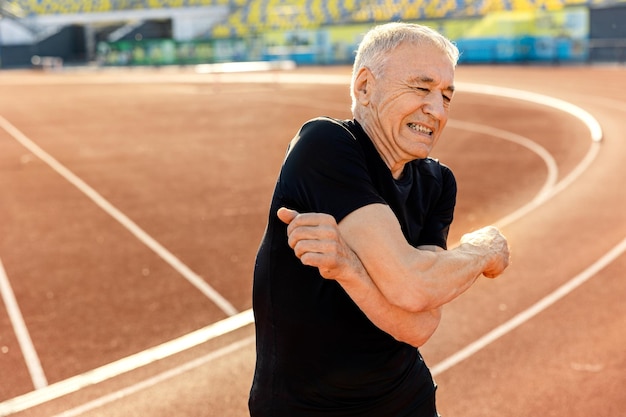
[423,92,447,120]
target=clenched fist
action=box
[459,226,510,279]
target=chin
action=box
[411,147,432,160]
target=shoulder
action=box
[287,117,360,158]
[298,117,357,142]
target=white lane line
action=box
[446,121,603,230]
[447,119,559,202]
[457,82,603,143]
[450,83,604,229]
[15,226,623,417]
[427,81,608,374]
[431,234,626,376]
[0,310,254,416]
[0,259,48,390]
[48,336,256,417]
[0,115,238,317]
[496,141,601,229]
[0,77,606,414]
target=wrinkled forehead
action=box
[380,41,456,82]
[370,39,452,71]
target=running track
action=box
[0,64,624,416]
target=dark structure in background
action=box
[0,17,172,68]
[0,2,625,68]
[589,3,626,62]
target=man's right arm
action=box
[279,205,509,344]
[337,203,510,313]
[280,204,509,315]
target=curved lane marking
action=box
[0,76,607,415]
[447,119,559,205]
[0,116,238,318]
[428,82,610,374]
[431,235,626,376]
[457,82,603,143]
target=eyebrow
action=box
[410,75,455,94]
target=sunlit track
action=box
[495,141,601,228]
[0,115,238,318]
[0,95,565,416]
[46,336,257,417]
[1,67,623,417]
[0,259,47,390]
[457,83,603,143]
[429,97,610,374]
[447,119,559,207]
[431,234,626,376]
[426,67,625,417]
[0,312,254,416]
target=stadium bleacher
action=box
[6,0,622,16]
[1,0,624,67]
[208,0,344,38]
[3,0,624,38]
[206,0,600,37]
[6,0,230,16]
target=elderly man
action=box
[249,22,510,417]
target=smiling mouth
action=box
[408,123,433,136]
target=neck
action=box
[357,118,407,180]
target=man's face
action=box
[364,41,455,162]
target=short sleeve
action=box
[276,118,386,223]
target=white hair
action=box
[350,22,460,113]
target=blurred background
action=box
[0,0,625,69]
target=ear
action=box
[353,67,373,106]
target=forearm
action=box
[277,207,503,345]
[337,259,442,347]
[391,231,509,311]
[399,243,487,310]
[339,205,510,314]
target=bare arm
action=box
[278,207,442,347]
[338,203,510,312]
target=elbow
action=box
[393,308,442,348]
[387,289,431,314]
[396,334,430,348]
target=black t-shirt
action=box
[250,117,456,417]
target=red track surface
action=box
[0,64,624,417]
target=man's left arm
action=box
[278,207,441,347]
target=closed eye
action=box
[408,80,454,109]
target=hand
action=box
[277,207,362,280]
[459,226,510,279]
